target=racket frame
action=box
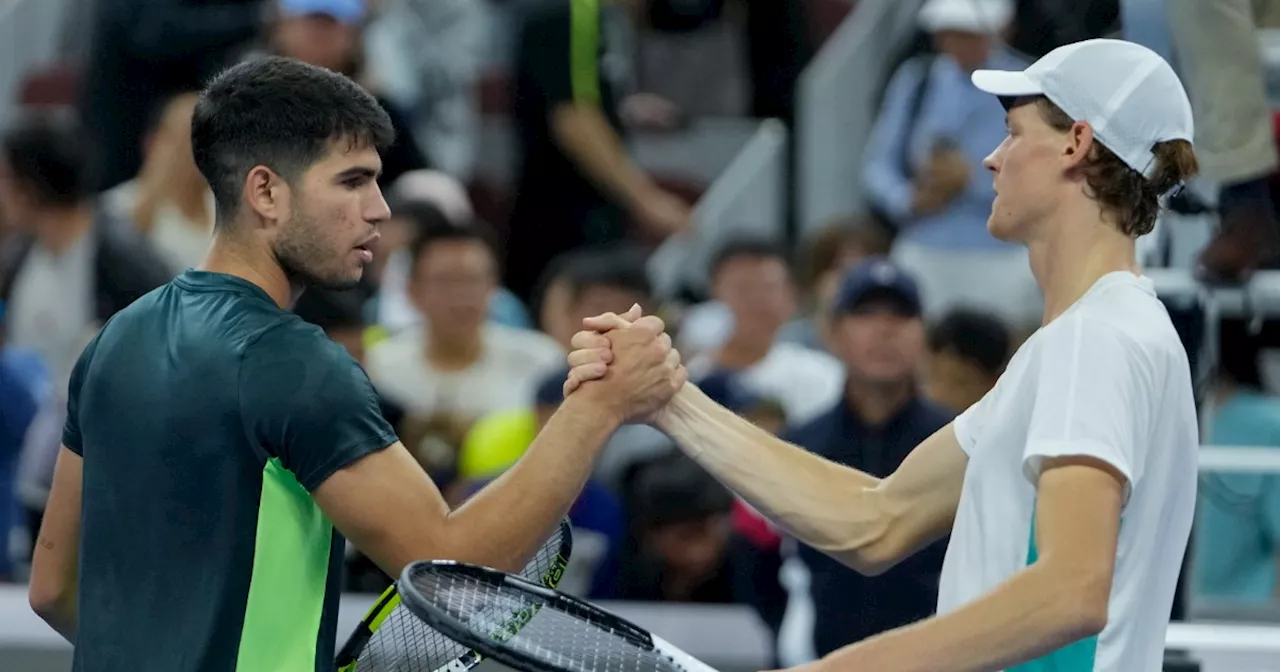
[335,519,573,671]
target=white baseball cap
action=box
[919,0,1014,35]
[971,38,1194,178]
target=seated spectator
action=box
[686,239,844,426]
[861,0,1040,329]
[363,0,485,180]
[615,451,739,603]
[787,258,950,654]
[365,217,564,469]
[1193,318,1280,604]
[0,113,172,388]
[920,308,1011,414]
[103,92,215,271]
[258,0,428,188]
[450,375,627,600]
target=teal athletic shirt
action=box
[63,270,398,672]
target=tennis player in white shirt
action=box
[565,38,1201,671]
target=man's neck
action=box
[715,328,777,370]
[845,376,913,427]
[199,230,298,308]
[425,327,484,372]
[1026,202,1139,325]
[32,203,95,254]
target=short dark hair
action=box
[191,56,395,226]
[561,246,652,303]
[407,214,497,274]
[709,237,790,280]
[926,308,1012,375]
[0,111,95,207]
[293,288,367,332]
[1216,318,1265,390]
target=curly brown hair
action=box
[1034,98,1198,237]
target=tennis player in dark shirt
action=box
[28,56,684,672]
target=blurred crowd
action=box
[1,0,1280,663]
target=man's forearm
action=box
[657,384,891,572]
[444,394,619,573]
[827,562,1105,672]
[551,104,657,211]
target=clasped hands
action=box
[561,304,688,425]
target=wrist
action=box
[654,382,698,434]
[560,388,627,431]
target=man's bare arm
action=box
[29,446,82,642]
[314,395,618,577]
[551,103,662,212]
[657,383,966,575]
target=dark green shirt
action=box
[64,270,398,672]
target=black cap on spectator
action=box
[831,257,922,317]
[293,288,368,332]
[1,111,96,208]
[561,245,653,302]
[534,368,569,408]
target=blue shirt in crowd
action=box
[1193,390,1280,604]
[862,48,1027,251]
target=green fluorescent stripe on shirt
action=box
[570,0,601,104]
[1009,503,1099,672]
[236,458,333,671]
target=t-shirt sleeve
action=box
[62,330,105,456]
[1022,316,1155,505]
[952,393,988,456]
[240,324,399,491]
[526,1,601,108]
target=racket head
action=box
[335,517,573,671]
[397,561,717,672]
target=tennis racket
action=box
[396,560,720,672]
[336,518,574,671]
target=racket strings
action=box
[406,569,685,672]
[357,524,569,670]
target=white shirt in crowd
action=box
[366,323,565,419]
[945,271,1198,672]
[688,342,845,427]
[8,232,98,391]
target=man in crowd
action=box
[920,308,1011,415]
[506,0,692,303]
[786,258,951,655]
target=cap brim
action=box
[971,70,1042,97]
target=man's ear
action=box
[1062,121,1097,172]
[242,165,289,226]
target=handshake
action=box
[560,304,689,425]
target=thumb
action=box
[583,304,642,332]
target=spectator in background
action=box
[506,0,692,305]
[259,0,429,188]
[1166,0,1280,283]
[616,450,739,603]
[0,302,42,581]
[1193,318,1280,604]
[787,258,950,656]
[686,239,843,427]
[364,0,485,180]
[0,113,172,388]
[80,0,266,192]
[364,216,564,470]
[920,308,1011,414]
[862,0,1040,329]
[103,92,215,272]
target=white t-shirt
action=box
[942,271,1197,672]
[366,324,566,419]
